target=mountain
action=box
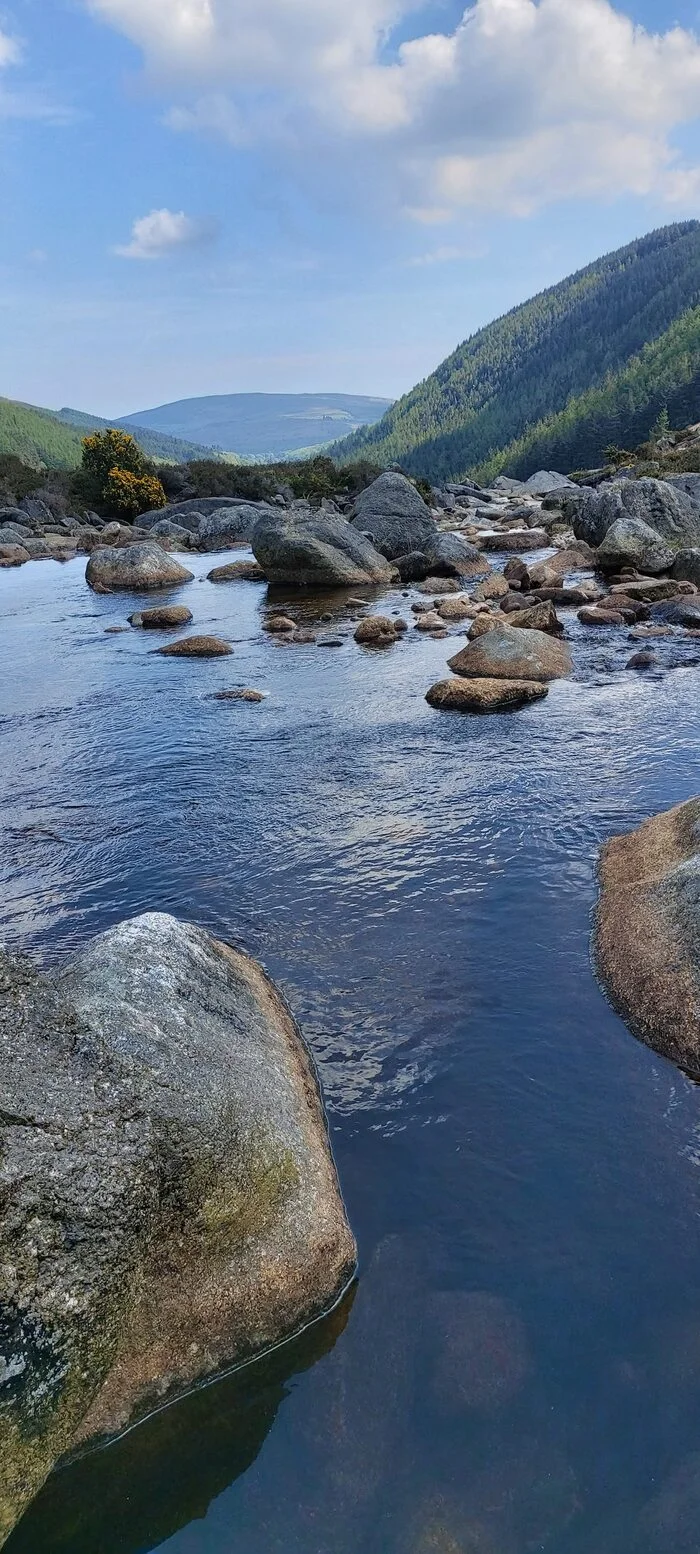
[335,222,700,483]
[118,393,394,459]
[57,408,228,466]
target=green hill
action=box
[335,222,700,482]
[0,397,224,471]
[0,399,85,469]
[119,393,394,460]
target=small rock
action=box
[508,600,564,637]
[416,576,460,595]
[415,611,444,632]
[291,629,318,644]
[578,606,625,626]
[437,597,477,621]
[0,543,30,565]
[264,615,296,633]
[626,650,657,669]
[354,616,398,646]
[155,636,232,657]
[129,605,194,630]
[473,573,509,601]
[426,677,549,713]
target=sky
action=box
[2,0,700,416]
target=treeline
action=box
[335,222,700,481]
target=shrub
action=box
[103,467,167,518]
[82,429,148,485]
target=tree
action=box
[81,428,148,484]
[650,406,671,442]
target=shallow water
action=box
[2,551,700,1553]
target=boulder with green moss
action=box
[0,914,355,1546]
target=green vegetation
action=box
[75,429,167,517]
[335,221,700,482]
[0,398,85,469]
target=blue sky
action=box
[1,0,700,415]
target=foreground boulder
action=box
[447,624,572,682]
[86,543,194,592]
[351,472,437,560]
[596,799,700,1073]
[0,914,355,1544]
[426,677,549,713]
[252,510,395,588]
[422,532,485,578]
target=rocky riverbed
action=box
[3,463,700,1553]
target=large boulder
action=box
[423,532,486,577]
[596,799,700,1073]
[0,914,355,1545]
[86,543,194,592]
[138,498,260,534]
[198,504,278,551]
[447,624,572,682]
[672,548,700,588]
[573,478,700,549]
[252,510,395,588]
[595,516,675,575]
[523,470,577,495]
[351,473,437,560]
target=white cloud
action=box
[86,0,700,216]
[406,243,487,267]
[114,207,215,260]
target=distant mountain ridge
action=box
[57,407,227,466]
[118,393,394,459]
[335,222,700,483]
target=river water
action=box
[2,550,700,1553]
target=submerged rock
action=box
[252,510,395,589]
[427,1291,532,1414]
[0,915,355,1544]
[351,472,437,560]
[426,677,548,713]
[86,544,194,593]
[447,625,572,682]
[596,798,700,1073]
[209,689,267,702]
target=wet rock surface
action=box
[0,915,355,1545]
[597,798,700,1074]
[426,677,549,713]
[86,544,194,593]
[447,625,573,683]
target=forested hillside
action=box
[335,222,700,481]
[0,399,85,468]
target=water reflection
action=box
[3,555,700,1552]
